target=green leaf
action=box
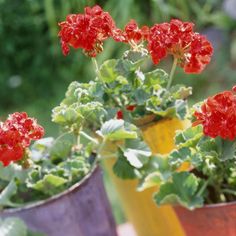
[123,50,148,65]
[98,119,138,141]
[169,147,191,167]
[99,59,118,83]
[113,150,140,179]
[0,217,27,236]
[76,102,106,123]
[138,172,162,191]
[31,174,67,192]
[123,139,151,168]
[0,163,28,182]
[170,85,192,100]
[50,132,75,159]
[134,88,149,105]
[0,180,18,207]
[175,100,188,120]
[138,155,172,191]
[30,137,54,161]
[216,138,236,161]
[175,125,203,148]
[52,105,83,126]
[144,69,168,86]
[154,172,203,210]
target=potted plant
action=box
[0,112,117,236]
[56,5,213,236]
[145,87,236,236]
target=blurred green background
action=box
[1,0,236,224]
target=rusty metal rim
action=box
[199,200,236,209]
[1,163,99,213]
[175,200,236,211]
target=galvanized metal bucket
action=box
[0,165,117,236]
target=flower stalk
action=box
[166,57,178,90]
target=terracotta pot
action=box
[103,118,190,236]
[175,201,236,236]
[0,165,117,236]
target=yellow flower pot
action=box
[103,118,190,236]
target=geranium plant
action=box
[52,5,213,179]
[0,112,92,209]
[144,87,236,209]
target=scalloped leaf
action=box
[170,85,192,100]
[98,119,138,141]
[175,125,203,147]
[30,174,67,193]
[169,147,191,167]
[154,172,203,210]
[138,155,172,191]
[99,59,118,83]
[123,139,151,168]
[50,132,75,159]
[0,180,19,207]
[144,69,168,86]
[113,151,140,179]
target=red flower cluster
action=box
[0,112,44,166]
[59,6,213,74]
[58,5,115,57]
[113,20,149,44]
[193,89,236,140]
[117,105,136,119]
[148,19,213,73]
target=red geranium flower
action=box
[0,112,44,166]
[117,105,136,119]
[113,20,149,44]
[58,5,116,57]
[148,19,213,73]
[193,88,236,140]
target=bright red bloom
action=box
[58,5,115,57]
[117,110,123,120]
[113,20,149,44]
[116,105,136,119]
[0,112,44,166]
[193,89,236,140]
[148,19,213,73]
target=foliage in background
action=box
[0,0,236,125]
[1,0,236,223]
[0,136,91,209]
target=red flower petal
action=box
[193,90,236,140]
[148,19,213,74]
[58,5,116,57]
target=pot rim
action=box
[1,163,99,214]
[134,115,177,128]
[175,200,236,210]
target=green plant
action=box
[0,112,92,209]
[142,88,236,209]
[0,217,45,236]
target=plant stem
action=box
[80,131,99,145]
[222,189,236,196]
[97,138,107,158]
[166,57,178,90]
[92,57,101,78]
[196,177,211,197]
